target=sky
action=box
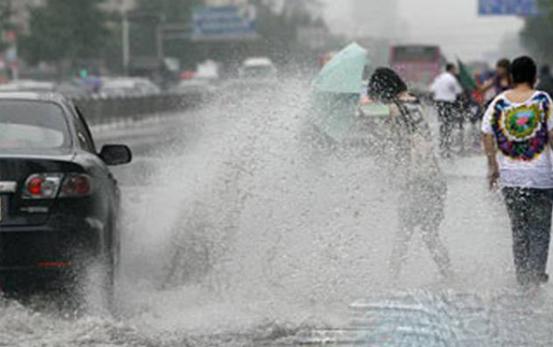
[323,0,526,62]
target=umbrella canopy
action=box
[309,43,369,141]
[312,42,368,94]
[457,59,478,92]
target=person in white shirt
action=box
[431,63,464,158]
[482,56,553,286]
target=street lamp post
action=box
[122,11,130,75]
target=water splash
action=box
[2,78,553,346]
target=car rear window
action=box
[0,100,70,150]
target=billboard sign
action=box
[479,0,539,16]
[192,5,257,41]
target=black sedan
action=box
[0,92,131,298]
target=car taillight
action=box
[23,174,63,199]
[23,173,93,199]
[59,174,92,197]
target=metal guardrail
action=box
[72,92,207,125]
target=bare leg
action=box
[390,221,416,279]
[420,222,452,279]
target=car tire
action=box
[71,220,117,314]
[101,218,118,313]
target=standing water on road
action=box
[2,79,553,346]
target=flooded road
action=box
[2,82,553,346]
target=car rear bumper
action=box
[0,267,73,292]
[0,217,104,279]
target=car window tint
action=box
[0,100,70,150]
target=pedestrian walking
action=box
[482,56,553,286]
[431,63,463,158]
[368,67,452,280]
[480,58,512,102]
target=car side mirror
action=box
[99,145,132,166]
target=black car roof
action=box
[0,91,69,104]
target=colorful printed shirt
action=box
[482,91,553,188]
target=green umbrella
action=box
[313,42,368,94]
[310,43,369,141]
[457,59,478,92]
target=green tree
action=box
[131,0,202,69]
[19,0,110,67]
[0,0,15,52]
[135,0,202,24]
[521,0,553,63]
[129,0,330,70]
[252,0,328,65]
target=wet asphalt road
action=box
[2,86,553,346]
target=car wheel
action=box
[101,219,118,312]
[78,220,118,314]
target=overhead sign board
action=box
[192,5,257,41]
[478,0,539,16]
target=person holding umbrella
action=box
[309,43,369,145]
[480,58,512,101]
[368,67,452,280]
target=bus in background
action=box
[390,45,444,91]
